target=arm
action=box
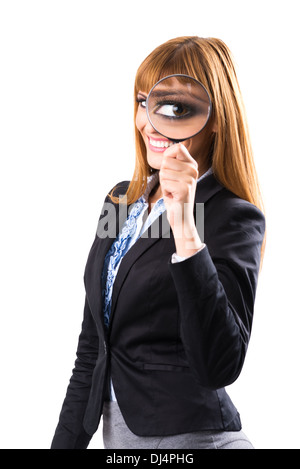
[168,199,265,390]
[51,181,129,449]
[51,295,99,449]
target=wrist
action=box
[172,223,204,258]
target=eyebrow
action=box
[149,89,209,105]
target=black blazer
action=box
[51,174,265,449]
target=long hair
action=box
[109,36,266,261]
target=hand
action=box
[159,143,199,234]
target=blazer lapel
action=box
[108,209,171,331]
[194,172,223,204]
[84,188,131,330]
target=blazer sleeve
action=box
[51,294,99,449]
[168,197,265,390]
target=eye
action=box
[155,102,191,118]
[136,97,147,108]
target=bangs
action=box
[135,40,209,95]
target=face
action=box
[136,90,214,173]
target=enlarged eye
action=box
[154,102,192,119]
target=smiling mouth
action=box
[148,137,174,151]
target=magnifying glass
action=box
[146,74,212,143]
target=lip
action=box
[147,136,172,153]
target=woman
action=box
[51,36,265,449]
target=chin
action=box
[147,154,163,171]
[148,165,161,173]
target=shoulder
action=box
[111,180,131,195]
[213,181,264,218]
[203,183,265,272]
[104,180,131,204]
[96,180,130,220]
[206,182,265,236]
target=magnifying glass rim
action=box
[146,73,212,142]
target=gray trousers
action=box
[102,401,254,450]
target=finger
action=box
[161,156,198,173]
[160,167,198,182]
[163,143,195,164]
[160,179,181,199]
[163,144,198,174]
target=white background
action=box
[0,0,299,449]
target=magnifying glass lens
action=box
[146,75,211,142]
